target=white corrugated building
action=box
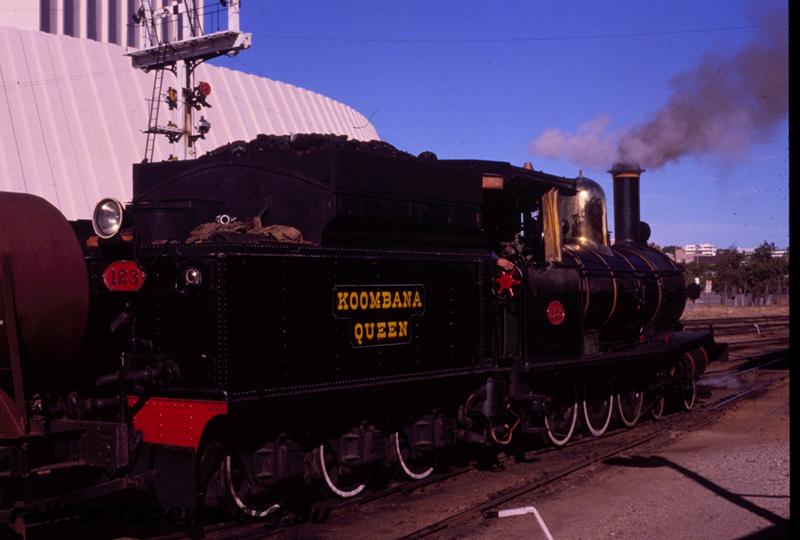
[0,1,379,220]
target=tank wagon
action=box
[1,134,725,527]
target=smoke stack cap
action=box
[608,163,645,177]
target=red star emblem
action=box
[495,268,522,298]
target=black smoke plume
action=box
[530,9,787,169]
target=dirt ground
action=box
[456,375,790,540]
[680,304,789,320]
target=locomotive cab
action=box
[456,161,583,361]
[474,161,691,364]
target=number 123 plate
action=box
[102,260,146,292]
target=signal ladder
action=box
[143,44,171,162]
[140,0,183,162]
[130,0,251,161]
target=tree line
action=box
[661,242,789,299]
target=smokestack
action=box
[609,163,644,245]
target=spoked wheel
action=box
[682,379,697,411]
[317,444,368,498]
[391,430,436,480]
[650,394,666,420]
[225,455,284,518]
[582,385,614,437]
[616,388,644,427]
[544,388,579,447]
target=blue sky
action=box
[211,0,788,250]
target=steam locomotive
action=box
[1,134,725,531]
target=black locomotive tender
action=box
[1,134,725,522]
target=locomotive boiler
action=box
[0,134,725,532]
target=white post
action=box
[77,0,87,38]
[54,0,65,35]
[485,506,555,540]
[97,0,108,43]
[228,0,241,32]
[177,60,195,160]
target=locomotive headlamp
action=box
[92,198,124,239]
[184,266,202,286]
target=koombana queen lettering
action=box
[332,285,425,347]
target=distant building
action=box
[736,247,789,259]
[667,243,788,264]
[1,0,201,48]
[668,244,717,264]
[684,243,717,257]
[664,247,685,263]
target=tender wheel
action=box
[616,388,644,427]
[682,379,697,411]
[544,388,578,446]
[392,431,435,480]
[582,385,614,437]
[650,394,666,420]
[225,455,283,518]
[317,444,367,498]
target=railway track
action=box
[191,345,788,540]
[680,314,789,361]
[681,314,789,336]
[397,348,789,540]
